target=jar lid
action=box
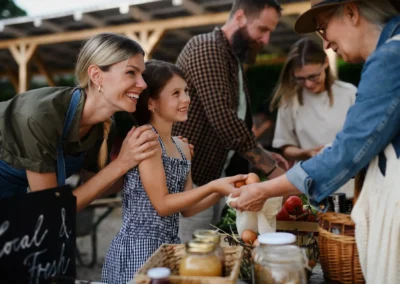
[187,239,216,253]
[258,232,296,245]
[193,229,221,243]
[147,267,171,279]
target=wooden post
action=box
[5,67,18,92]
[33,54,56,86]
[9,43,37,93]
[125,28,165,61]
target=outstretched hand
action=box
[208,174,248,197]
[230,182,268,211]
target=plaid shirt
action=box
[172,28,257,186]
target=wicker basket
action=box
[135,244,243,284]
[318,212,365,283]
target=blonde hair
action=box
[75,33,145,169]
[270,38,336,112]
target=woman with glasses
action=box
[270,38,356,196]
[231,0,400,282]
[270,38,356,163]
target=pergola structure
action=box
[0,0,335,94]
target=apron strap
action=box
[57,89,82,186]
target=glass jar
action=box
[147,267,171,284]
[179,239,222,277]
[254,245,307,284]
[253,232,297,263]
[192,229,225,266]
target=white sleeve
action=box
[272,106,300,148]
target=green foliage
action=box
[0,0,26,19]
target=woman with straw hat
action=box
[230,0,400,282]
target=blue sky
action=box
[14,0,114,16]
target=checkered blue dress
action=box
[102,131,191,284]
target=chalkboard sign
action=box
[0,186,76,283]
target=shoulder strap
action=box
[172,137,187,161]
[149,124,167,156]
[57,89,81,186]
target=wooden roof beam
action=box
[74,11,105,27]
[173,0,205,15]
[128,6,152,21]
[34,19,65,33]
[126,6,191,41]
[0,2,310,49]
[0,24,25,37]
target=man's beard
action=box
[231,27,264,64]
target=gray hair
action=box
[335,0,398,31]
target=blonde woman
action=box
[0,33,159,211]
[271,37,356,196]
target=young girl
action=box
[102,60,246,283]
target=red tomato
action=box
[284,196,303,215]
[276,207,290,221]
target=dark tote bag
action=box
[0,185,76,283]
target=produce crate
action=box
[277,220,319,246]
[135,244,243,284]
[277,219,320,273]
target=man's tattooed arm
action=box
[242,144,286,178]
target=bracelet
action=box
[265,166,277,177]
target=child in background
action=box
[102,60,246,284]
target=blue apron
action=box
[0,89,85,198]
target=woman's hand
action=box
[230,175,302,211]
[114,125,159,172]
[177,136,195,157]
[229,182,268,211]
[208,174,247,196]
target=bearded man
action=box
[172,0,289,242]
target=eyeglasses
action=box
[292,65,325,85]
[292,72,322,85]
[315,7,338,41]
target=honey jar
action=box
[179,239,222,277]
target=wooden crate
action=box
[135,244,243,284]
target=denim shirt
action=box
[286,15,400,208]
